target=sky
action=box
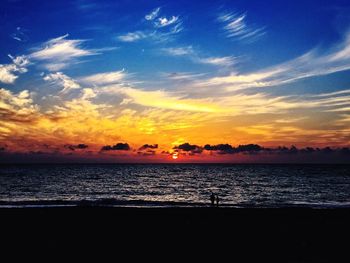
[1,0,350,163]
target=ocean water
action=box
[0,164,349,208]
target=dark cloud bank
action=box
[174,143,350,156]
[64,144,88,151]
[1,142,350,163]
[101,143,130,151]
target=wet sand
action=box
[0,207,349,262]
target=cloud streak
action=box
[218,12,265,42]
[43,72,81,94]
[194,31,350,91]
[80,70,128,85]
[161,46,236,67]
[30,34,114,71]
[145,7,161,21]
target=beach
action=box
[1,206,349,262]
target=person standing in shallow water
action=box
[216,194,220,207]
[210,192,215,206]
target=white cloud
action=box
[117,31,147,42]
[166,72,206,81]
[218,12,265,42]
[30,34,111,71]
[0,55,29,84]
[155,16,179,28]
[161,46,194,56]
[161,46,236,67]
[80,70,127,85]
[197,56,236,67]
[193,32,350,91]
[145,7,160,21]
[43,72,81,94]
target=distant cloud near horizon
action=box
[139,144,158,150]
[64,144,88,151]
[101,143,131,151]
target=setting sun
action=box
[172,153,178,160]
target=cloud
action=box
[30,34,113,71]
[165,72,206,81]
[64,144,89,151]
[197,56,237,67]
[101,143,130,151]
[203,143,263,154]
[101,85,220,113]
[139,144,158,150]
[145,7,161,21]
[43,72,81,94]
[80,88,97,100]
[0,55,29,84]
[80,70,127,85]
[11,27,29,42]
[117,31,147,42]
[194,32,350,91]
[155,16,179,28]
[161,46,236,67]
[218,12,265,42]
[174,143,202,154]
[161,46,195,56]
[117,8,183,44]
[0,88,39,125]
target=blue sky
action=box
[1,0,350,162]
[2,0,350,87]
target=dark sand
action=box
[1,207,349,262]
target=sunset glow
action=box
[1,0,350,163]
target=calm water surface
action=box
[0,164,349,207]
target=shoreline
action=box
[1,199,350,209]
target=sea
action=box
[0,163,349,208]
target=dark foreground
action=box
[1,207,349,262]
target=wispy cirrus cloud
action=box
[165,72,206,81]
[100,85,220,113]
[197,56,237,67]
[80,70,128,85]
[43,72,81,94]
[117,7,183,43]
[218,12,265,42]
[161,46,194,56]
[145,7,161,21]
[30,34,115,71]
[11,27,29,42]
[161,46,236,67]
[0,55,29,84]
[194,31,350,91]
[154,15,179,28]
[117,31,147,42]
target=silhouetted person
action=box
[210,192,215,206]
[215,195,220,207]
